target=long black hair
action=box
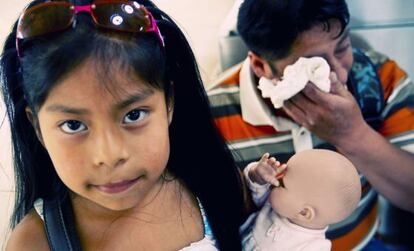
[237,0,350,60]
[0,0,245,249]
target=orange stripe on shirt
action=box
[221,69,242,86]
[214,114,277,142]
[378,60,407,100]
[331,203,378,251]
[380,108,414,137]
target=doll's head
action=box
[269,149,361,229]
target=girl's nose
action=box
[93,128,130,169]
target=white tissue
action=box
[258,57,331,108]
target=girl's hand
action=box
[248,153,287,186]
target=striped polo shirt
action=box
[208,49,414,250]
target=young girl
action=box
[1,0,247,250]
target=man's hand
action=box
[283,72,369,148]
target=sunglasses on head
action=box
[16,0,164,57]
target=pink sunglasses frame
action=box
[16,1,165,58]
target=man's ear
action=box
[248,51,275,79]
[296,205,316,222]
[25,107,45,147]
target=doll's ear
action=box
[297,205,315,222]
[25,107,45,147]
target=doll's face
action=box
[268,185,298,220]
[269,149,361,228]
[268,166,307,221]
[35,59,172,211]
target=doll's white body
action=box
[242,172,331,251]
[242,149,361,251]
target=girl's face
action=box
[35,60,172,211]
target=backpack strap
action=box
[43,194,83,251]
[347,48,385,130]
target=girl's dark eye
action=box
[123,109,148,124]
[59,120,87,134]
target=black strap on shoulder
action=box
[43,194,83,251]
[347,48,385,130]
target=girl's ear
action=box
[167,82,174,125]
[25,107,45,147]
[168,107,174,125]
[297,205,316,222]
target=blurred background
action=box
[1,0,414,249]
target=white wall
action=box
[0,104,13,249]
[158,0,236,84]
[0,0,234,249]
[347,0,414,88]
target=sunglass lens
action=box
[93,2,150,32]
[17,3,74,39]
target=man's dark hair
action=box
[237,0,350,60]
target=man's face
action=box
[270,20,353,85]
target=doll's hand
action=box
[249,153,287,187]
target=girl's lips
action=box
[95,177,140,194]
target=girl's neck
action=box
[70,178,203,250]
[71,178,183,223]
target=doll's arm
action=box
[246,153,287,187]
[243,153,287,206]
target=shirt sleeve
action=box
[376,57,414,140]
[243,162,271,207]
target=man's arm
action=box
[283,73,414,212]
[336,120,414,212]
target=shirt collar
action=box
[239,58,298,131]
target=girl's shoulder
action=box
[5,209,50,251]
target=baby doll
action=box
[242,149,361,251]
